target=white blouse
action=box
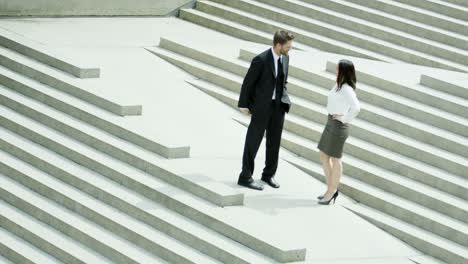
[326,83,361,124]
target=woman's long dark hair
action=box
[336,59,357,92]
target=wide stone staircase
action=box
[0,29,310,263]
[147,33,468,263]
[179,0,468,73]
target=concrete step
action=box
[0,125,306,262]
[240,46,468,127]
[300,0,468,52]
[444,0,468,8]
[0,67,190,159]
[258,0,468,51]
[0,149,272,264]
[0,174,182,264]
[149,45,468,180]
[230,106,468,227]
[344,203,468,264]
[0,86,241,207]
[420,74,468,100]
[0,28,100,78]
[0,227,62,264]
[0,200,112,264]
[410,255,449,264]
[273,127,468,224]
[324,60,468,120]
[187,1,397,61]
[158,39,468,158]
[210,0,468,70]
[179,7,312,52]
[0,255,14,264]
[187,78,468,201]
[220,47,468,158]
[0,46,140,116]
[285,155,468,250]
[391,0,468,22]
[345,0,468,36]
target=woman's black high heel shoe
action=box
[318,191,339,205]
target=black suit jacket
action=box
[238,49,292,114]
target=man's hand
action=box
[239,107,251,115]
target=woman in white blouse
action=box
[317,59,360,205]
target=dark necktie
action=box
[276,57,284,103]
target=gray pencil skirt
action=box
[317,115,349,158]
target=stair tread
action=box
[277,123,468,211]
[180,8,313,52]
[153,47,468,174]
[330,0,468,39]
[370,0,468,25]
[0,85,240,202]
[199,0,468,71]
[284,155,468,249]
[285,0,468,51]
[157,39,468,167]
[0,200,112,264]
[0,46,133,107]
[197,0,400,63]
[0,118,304,256]
[0,63,187,150]
[189,78,468,200]
[344,202,468,257]
[0,174,185,264]
[232,0,468,64]
[0,227,62,264]
[0,147,271,264]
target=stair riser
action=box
[195,1,373,59]
[0,74,189,159]
[179,10,272,45]
[0,215,84,264]
[392,0,468,22]
[301,0,468,49]
[239,49,468,157]
[0,243,34,264]
[0,121,303,263]
[282,119,468,200]
[0,94,240,207]
[280,135,468,225]
[241,49,468,122]
[328,61,468,120]
[0,147,250,264]
[0,187,141,264]
[351,211,467,264]
[212,0,467,68]
[0,162,239,264]
[346,0,468,36]
[257,0,468,54]
[291,162,468,248]
[163,53,468,180]
[0,34,100,79]
[420,75,468,100]
[0,54,138,116]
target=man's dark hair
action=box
[273,30,295,46]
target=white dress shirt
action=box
[271,48,282,99]
[327,83,361,124]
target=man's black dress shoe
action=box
[261,177,280,188]
[238,179,264,191]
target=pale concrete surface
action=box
[0,17,434,263]
[0,0,194,16]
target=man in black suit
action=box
[238,30,294,191]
